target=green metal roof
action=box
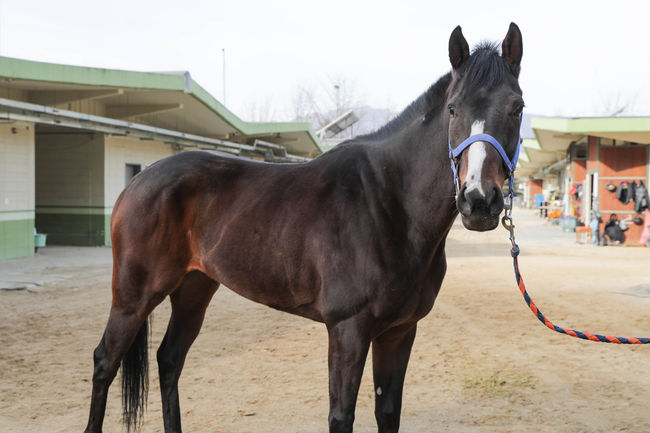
[532,116,650,134]
[0,56,323,156]
[0,56,183,89]
[516,115,650,178]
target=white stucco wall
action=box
[0,121,35,259]
[0,121,35,213]
[103,135,176,208]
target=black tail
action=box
[121,317,149,432]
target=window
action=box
[573,141,587,160]
[125,163,141,186]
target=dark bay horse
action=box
[85,23,524,433]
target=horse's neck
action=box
[386,114,458,249]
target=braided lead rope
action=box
[510,245,650,344]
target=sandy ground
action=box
[1,208,650,433]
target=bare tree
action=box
[290,75,363,135]
[327,76,361,117]
[241,96,278,122]
[291,85,312,122]
[291,84,322,125]
[594,92,638,117]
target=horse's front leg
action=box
[371,323,417,433]
[326,312,373,433]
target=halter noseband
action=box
[448,118,522,197]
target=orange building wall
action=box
[597,145,648,246]
[530,179,543,197]
[599,146,647,178]
[573,159,587,183]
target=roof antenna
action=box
[222,48,226,106]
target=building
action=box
[0,56,323,259]
[518,116,650,246]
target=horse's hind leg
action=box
[157,271,219,433]
[85,307,150,433]
[85,260,187,433]
[371,324,417,433]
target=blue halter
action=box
[448,120,522,197]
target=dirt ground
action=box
[1,208,650,433]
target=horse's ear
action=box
[449,25,470,70]
[502,22,523,76]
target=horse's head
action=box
[446,23,524,231]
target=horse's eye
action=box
[448,104,456,117]
[513,105,524,117]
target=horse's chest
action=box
[369,255,447,326]
[373,278,441,325]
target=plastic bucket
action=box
[34,233,47,248]
[561,217,577,232]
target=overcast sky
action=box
[1,0,648,122]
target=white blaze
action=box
[465,120,487,195]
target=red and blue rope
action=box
[511,245,650,344]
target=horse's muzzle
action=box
[456,182,504,231]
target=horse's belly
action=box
[198,240,324,321]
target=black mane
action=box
[459,41,509,92]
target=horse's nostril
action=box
[456,185,472,216]
[488,184,505,215]
[461,183,504,216]
[463,186,487,212]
